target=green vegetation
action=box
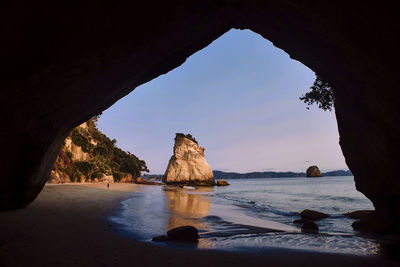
[53,115,149,182]
[55,150,83,182]
[71,128,94,152]
[300,75,334,111]
[65,150,73,159]
[176,133,198,144]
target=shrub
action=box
[176,133,198,144]
[71,129,93,152]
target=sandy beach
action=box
[0,183,398,267]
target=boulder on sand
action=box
[152,226,199,242]
[167,226,199,241]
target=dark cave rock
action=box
[0,2,399,234]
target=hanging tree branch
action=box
[300,75,334,111]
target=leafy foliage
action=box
[54,115,149,182]
[65,150,73,159]
[54,150,83,182]
[176,133,198,144]
[300,75,334,111]
[71,129,94,152]
[74,161,92,177]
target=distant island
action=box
[212,169,352,179]
[306,165,322,178]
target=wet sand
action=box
[0,183,398,267]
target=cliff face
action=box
[163,134,214,185]
[50,118,148,184]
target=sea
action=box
[109,176,390,256]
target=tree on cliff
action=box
[52,116,149,182]
[300,75,334,111]
[175,133,198,144]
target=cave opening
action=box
[70,29,375,253]
[96,29,347,176]
[2,2,399,264]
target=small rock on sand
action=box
[301,221,319,233]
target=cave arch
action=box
[1,1,399,230]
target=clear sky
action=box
[97,29,348,174]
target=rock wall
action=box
[1,1,399,231]
[163,135,215,185]
[49,119,146,184]
[64,137,90,162]
[48,170,71,184]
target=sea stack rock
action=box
[306,165,322,177]
[216,179,230,186]
[163,133,215,185]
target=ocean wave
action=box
[214,193,296,217]
[205,232,379,256]
[314,195,357,202]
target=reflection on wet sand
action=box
[163,186,213,232]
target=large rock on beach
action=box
[152,226,199,242]
[306,166,323,177]
[167,226,199,241]
[163,134,215,185]
[300,209,329,220]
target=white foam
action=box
[209,203,299,232]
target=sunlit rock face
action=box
[163,135,215,185]
[1,1,399,231]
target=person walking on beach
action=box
[107,183,109,189]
